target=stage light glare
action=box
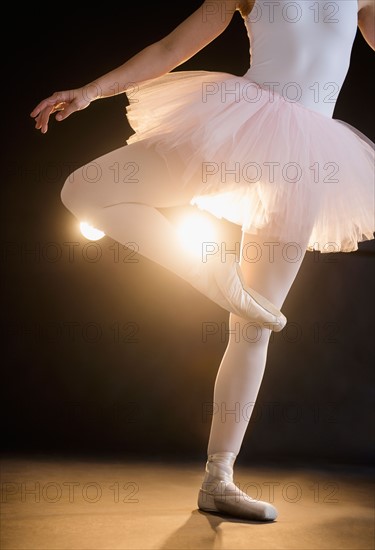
[79,222,105,241]
[177,212,216,258]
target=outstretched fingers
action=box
[30,91,72,118]
[30,89,91,133]
[34,103,64,134]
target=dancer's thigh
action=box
[61,140,196,215]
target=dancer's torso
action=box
[243,0,358,117]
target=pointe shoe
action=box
[189,255,286,331]
[198,480,278,521]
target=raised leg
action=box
[61,141,286,325]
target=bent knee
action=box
[60,166,97,218]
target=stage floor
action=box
[0,455,373,549]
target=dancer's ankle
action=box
[203,451,237,485]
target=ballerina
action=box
[30,0,375,521]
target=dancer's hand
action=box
[30,88,92,134]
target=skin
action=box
[30,0,375,134]
[358,0,375,48]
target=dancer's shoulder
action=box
[357,0,375,50]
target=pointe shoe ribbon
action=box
[189,255,287,331]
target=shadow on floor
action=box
[159,508,273,549]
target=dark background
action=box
[2,3,374,467]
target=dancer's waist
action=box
[242,68,340,117]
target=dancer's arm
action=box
[31,0,242,133]
[358,0,375,50]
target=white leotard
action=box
[243,0,358,117]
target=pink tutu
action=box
[125,71,374,253]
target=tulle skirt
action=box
[125,70,374,252]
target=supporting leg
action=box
[199,232,311,520]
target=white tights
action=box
[61,141,311,460]
[207,230,309,455]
